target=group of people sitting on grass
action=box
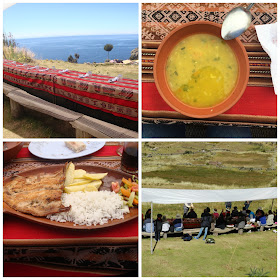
[142,202,277,241]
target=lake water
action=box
[17,34,138,63]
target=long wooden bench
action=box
[142,232,164,238]
[4,82,138,138]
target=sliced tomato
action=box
[111,182,120,193]
[131,182,138,192]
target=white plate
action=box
[28,141,106,160]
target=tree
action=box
[67,55,74,63]
[67,53,79,63]
[104,44,113,61]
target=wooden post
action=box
[10,99,24,118]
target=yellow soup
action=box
[166,34,238,108]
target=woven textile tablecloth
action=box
[3,59,138,121]
[3,142,138,277]
[142,3,277,126]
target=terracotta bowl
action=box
[3,142,23,163]
[153,21,249,118]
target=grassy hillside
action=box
[142,142,277,218]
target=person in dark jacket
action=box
[194,209,212,240]
[215,212,226,229]
[154,214,163,241]
[186,208,197,218]
[145,209,151,220]
[231,206,239,218]
[173,214,183,231]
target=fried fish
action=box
[3,164,70,217]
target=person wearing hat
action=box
[173,214,183,232]
[183,203,193,218]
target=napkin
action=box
[78,72,90,78]
[108,74,122,83]
[59,69,69,73]
[28,65,39,70]
[255,23,277,94]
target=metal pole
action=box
[151,201,153,254]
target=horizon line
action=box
[15,33,138,40]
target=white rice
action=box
[47,190,130,226]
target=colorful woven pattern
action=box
[3,59,138,121]
[142,3,277,43]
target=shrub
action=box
[3,32,35,63]
[246,268,269,277]
[129,47,138,60]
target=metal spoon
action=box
[221,3,254,40]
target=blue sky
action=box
[3,3,138,39]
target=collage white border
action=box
[1,0,279,279]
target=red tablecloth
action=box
[142,82,277,123]
[4,59,138,121]
[3,143,138,276]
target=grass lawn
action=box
[3,97,64,138]
[142,231,277,277]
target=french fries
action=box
[64,162,107,193]
[64,180,101,194]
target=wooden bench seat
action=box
[4,82,138,138]
[142,232,164,238]
[70,115,138,138]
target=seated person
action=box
[215,213,226,229]
[186,208,197,219]
[273,211,277,224]
[259,215,266,226]
[247,209,256,223]
[266,210,274,226]
[145,222,154,233]
[162,215,170,232]
[142,213,151,231]
[236,212,246,230]
[213,208,219,220]
[231,206,239,218]
[256,207,265,218]
[173,214,183,232]
[145,209,151,220]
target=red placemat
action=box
[4,263,120,277]
[3,215,138,240]
[4,143,138,240]
[142,82,277,123]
